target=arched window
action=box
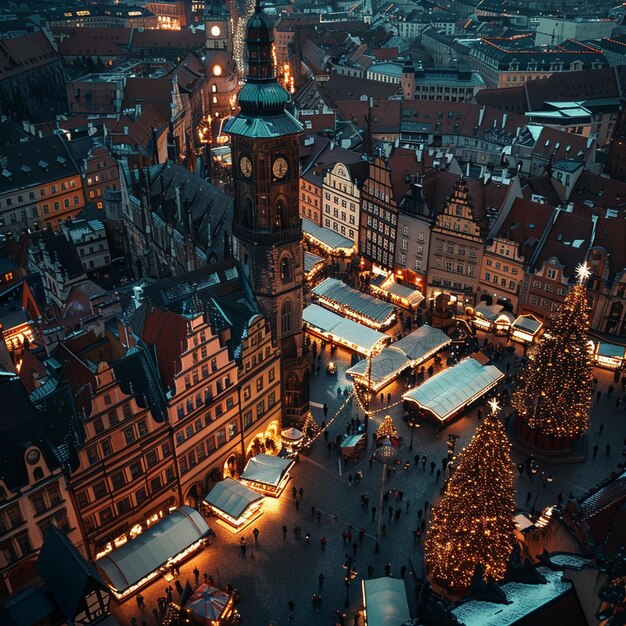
[281,300,292,335]
[33,467,43,481]
[280,257,291,282]
[609,301,623,319]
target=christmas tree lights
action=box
[424,406,516,595]
[375,415,398,442]
[512,268,593,439]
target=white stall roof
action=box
[303,304,389,355]
[313,278,394,325]
[96,506,210,593]
[475,302,505,321]
[392,325,451,361]
[512,314,542,334]
[204,478,263,519]
[403,357,504,421]
[241,454,294,487]
[597,342,625,358]
[362,577,410,626]
[347,350,410,385]
[304,252,324,274]
[370,274,424,307]
[303,218,355,252]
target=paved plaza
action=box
[112,331,626,626]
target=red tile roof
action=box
[531,127,592,162]
[0,32,60,81]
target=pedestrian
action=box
[398,490,404,501]
[380,392,384,404]
[615,396,622,409]
[208,575,214,586]
[421,455,427,469]
[152,608,159,622]
[369,456,374,469]
[417,508,422,520]
[394,508,401,521]
[608,385,615,397]
[359,527,365,542]
[299,487,304,500]
[384,563,391,576]
[430,461,436,474]
[323,402,328,417]
[414,454,420,467]
[599,423,605,435]
[287,600,295,614]
[318,510,322,523]
[136,593,144,609]
[319,573,325,588]
[593,444,599,459]
[436,468,441,481]
[607,444,611,456]
[240,542,247,557]
[305,532,311,545]
[352,541,358,556]
[364,494,370,509]
[321,536,327,550]
[342,530,348,545]
[400,565,407,578]
[282,525,288,540]
[130,618,138,626]
[477,409,482,420]
[388,505,393,521]
[424,500,429,512]
[166,588,173,604]
[193,567,200,586]
[367,564,374,578]
[292,486,297,499]
[371,506,376,520]
[348,474,353,487]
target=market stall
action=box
[179,582,237,626]
[362,577,410,626]
[472,303,515,335]
[402,356,504,424]
[303,218,356,257]
[204,478,263,528]
[95,506,212,599]
[312,278,395,329]
[303,304,390,357]
[340,434,367,461]
[240,453,295,497]
[590,340,625,370]
[304,252,325,284]
[510,314,542,344]
[369,273,424,310]
[347,326,451,391]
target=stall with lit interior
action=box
[347,325,451,392]
[340,433,367,461]
[402,356,504,424]
[303,304,390,357]
[510,314,543,344]
[178,581,237,626]
[590,340,625,370]
[312,278,395,329]
[239,453,295,497]
[204,478,264,529]
[95,506,212,599]
[304,252,325,285]
[369,273,424,311]
[303,218,356,259]
[361,577,410,626]
[471,302,515,335]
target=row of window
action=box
[434,242,478,258]
[532,279,567,296]
[434,258,475,276]
[529,295,561,312]
[0,179,78,209]
[486,258,519,274]
[323,218,356,239]
[362,200,397,225]
[484,272,517,291]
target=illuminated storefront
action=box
[510,314,543,344]
[369,273,424,311]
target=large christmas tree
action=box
[424,401,516,595]
[512,265,593,439]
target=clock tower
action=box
[204,0,230,50]
[225,1,309,419]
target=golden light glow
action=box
[575,262,591,284]
[424,412,516,594]
[213,64,223,76]
[488,398,501,416]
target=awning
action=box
[362,577,410,626]
[347,326,451,390]
[303,218,355,254]
[303,304,389,356]
[184,583,231,623]
[240,454,295,487]
[204,478,263,519]
[96,506,210,594]
[313,278,395,327]
[512,314,542,335]
[304,252,324,275]
[403,357,504,421]
[370,274,424,307]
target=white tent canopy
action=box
[512,314,542,334]
[312,278,395,327]
[303,218,355,254]
[347,326,451,390]
[370,274,424,307]
[362,577,410,626]
[204,478,263,519]
[241,454,295,487]
[475,302,515,323]
[403,357,504,421]
[303,304,389,356]
[96,506,210,593]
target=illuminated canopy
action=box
[403,357,504,421]
[312,278,395,328]
[96,506,210,594]
[240,454,294,487]
[511,314,542,336]
[303,304,389,356]
[362,577,410,626]
[204,478,263,519]
[369,273,424,307]
[302,218,355,254]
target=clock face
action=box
[273,157,288,179]
[26,449,40,465]
[240,155,252,177]
[210,25,221,37]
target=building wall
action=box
[321,162,360,244]
[394,211,429,292]
[478,237,524,309]
[520,259,569,320]
[299,177,322,225]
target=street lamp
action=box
[408,414,420,450]
[374,438,398,553]
[531,469,553,517]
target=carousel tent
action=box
[241,454,294,488]
[370,274,424,308]
[402,357,504,422]
[303,218,355,254]
[362,577,410,626]
[95,506,210,594]
[183,583,231,624]
[347,326,451,390]
[312,278,394,327]
[280,427,303,442]
[303,304,389,356]
[204,478,263,520]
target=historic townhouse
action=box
[426,174,487,309]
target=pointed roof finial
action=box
[255,0,261,11]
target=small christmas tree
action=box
[512,264,594,440]
[375,415,398,441]
[301,411,321,439]
[424,400,516,595]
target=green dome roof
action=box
[238,81,291,115]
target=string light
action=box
[424,408,516,595]
[375,415,398,441]
[512,283,593,438]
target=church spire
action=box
[245,1,275,83]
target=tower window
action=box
[281,300,292,335]
[281,257,291,281]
